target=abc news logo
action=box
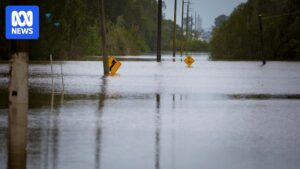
[12,11,34,27]
[6,6,39,40]
[11,11,33,34]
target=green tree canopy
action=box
[210,0,300,60]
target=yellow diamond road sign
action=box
[108,56,122,75]
[184,56,195,66]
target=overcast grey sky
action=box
[164,0,247,29]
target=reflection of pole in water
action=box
[46,55,55,169]
[51,112,60,169]
[43,117,50,169]
[171,94,176,169]
[172,94,175,109]
[95,124,102,169]
[8,103,28,169]
[95,77,107,169]
[50,54,54,112]
[44,101,61,169]
[8,53,29,169]
[60,61,65,105]
[98,76,107,111]
[155,94,161,169]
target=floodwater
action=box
[1,53,300,169]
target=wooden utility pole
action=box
[194,12,197,31]
[157,0,162,62]
[172,0,177,58]
[8,44,29,169]
[9,3,29,105]
[100,0,109,75]
[8,0,29,168]
[186,0,190,41]
[258,14,266,65]
[180,0,185,57]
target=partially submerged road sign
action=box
[108,56,121,75]
[184,56,195,66]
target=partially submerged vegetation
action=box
[210,0,300,60]
[0,0,207,60]
[2,0,297,61]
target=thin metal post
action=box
[194,12,197,33]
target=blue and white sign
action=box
[6,5,39,40]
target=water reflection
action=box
[60,62,65,105]
[50,62,65,111]
[95,77,107,169]
[1,59,300,169]
[50,59,54,113]
[227,94,300,100]
[47,63,60,169]
[51,112,59,169]
[155,94,161,169]
[43,99,60,169]
[171,94,176,169]
[8,102,28,169]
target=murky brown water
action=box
[1,54,300,169]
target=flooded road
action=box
[1,54,300,169]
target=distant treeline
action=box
[210,0,300,60]
[0,0,207,60]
